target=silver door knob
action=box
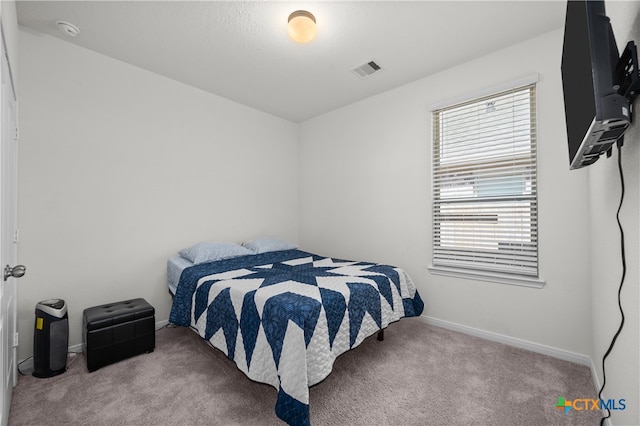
[4,264,25,281]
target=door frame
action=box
[0,21,19,426]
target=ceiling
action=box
[16,1,566,123]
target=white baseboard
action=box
[590,358,602,396]
[419,315,593,366]
[155,319,169,330]
[18,319,170,375]
[17,357,33,375]
[588,359,614,426]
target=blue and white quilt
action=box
[169,249,424,425]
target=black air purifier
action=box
[33,299,69,378]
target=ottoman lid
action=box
[84,298,154,331]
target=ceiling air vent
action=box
[351,61,381,79]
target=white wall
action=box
[589,3,640,425]
[299,29,595,357]
[17,28,299,360]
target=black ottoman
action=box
[83,298,155,372]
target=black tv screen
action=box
[561,0,630,169]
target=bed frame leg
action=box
[377,329,384,341]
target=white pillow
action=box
[178,242,253,264]
[242,237,297,254]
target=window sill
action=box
[427,265,545,289]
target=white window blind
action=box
[432,84,538,277]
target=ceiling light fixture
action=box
[287,10,317,43]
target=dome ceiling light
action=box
[287,10,317,43]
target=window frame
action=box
[428,75,545,288]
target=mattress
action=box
[167,256,193,295]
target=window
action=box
[431,83,537,278]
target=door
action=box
[0,27,19,426]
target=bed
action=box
[168,245,424,425]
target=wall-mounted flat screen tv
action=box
[562,0,630,170]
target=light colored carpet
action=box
[8,318,600,425]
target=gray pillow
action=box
[242,237,297,254]
[178,242,253,264]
